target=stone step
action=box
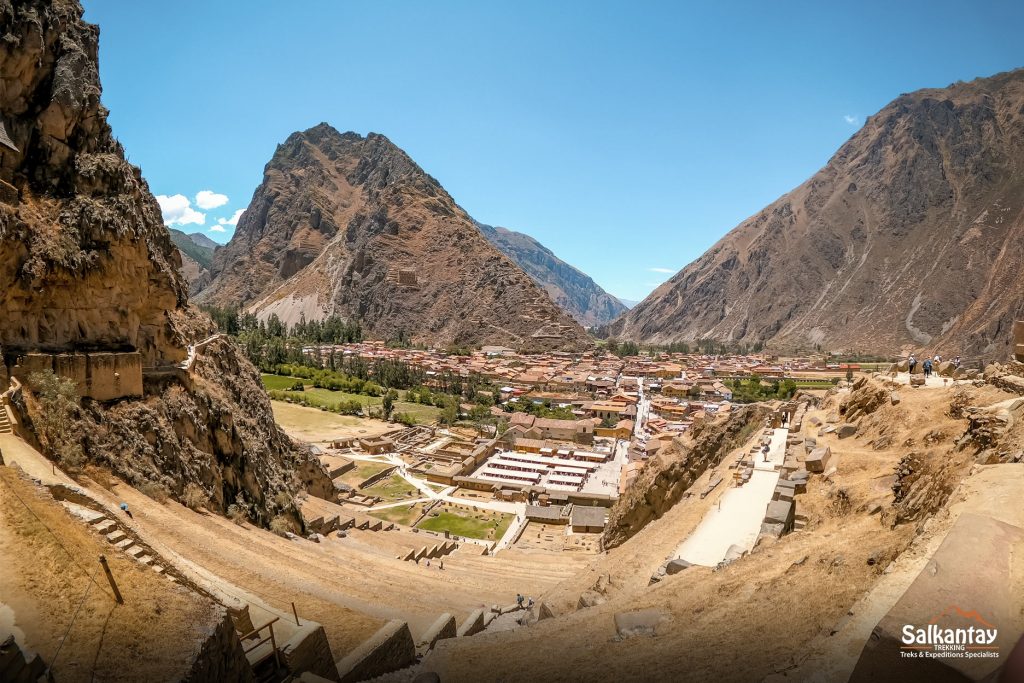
[152,565,165,574]
[105,530,126,544]
[114,538,134,551]
[126,545,145,558]
[92,519,116,534]
[136,555,153,565]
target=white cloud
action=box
[843,114,859,125]
[209,225,226,232]
[217,209,245,227]
[156,194,205,226]
[648,267,674,274]
[195,190,229,209]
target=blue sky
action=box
[83,1,1024,303]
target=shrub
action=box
[182,483,209,511]
[139,480,170,502]
[227,504,247,526]
[269,515,292,537]
[273,491,292,509]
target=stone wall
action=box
[336,620,416,683]
[183,612,255,683]
[281,624,339,682]
[7,351,143,401]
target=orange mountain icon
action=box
[929,605,996,629]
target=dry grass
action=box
[0,468,221,683]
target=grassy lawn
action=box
[416,508,513,541]
[360,474,420,502]
[367,503,426,527]
[337,462,392,487]
[262,373,303,391]
[261,374,442,424]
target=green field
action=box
[416,509,513,541]
[360,474,420,502]
[336,461,392,487]
[261,374,442,423]
[368,503,426,527]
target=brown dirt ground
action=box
[270,401,394,443]
[421,379,1017,682]
[0,467,221,683]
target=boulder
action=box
[837,423,858,439]
[889,391,901,406]
[613,609,665,639]
[665,559,691,575]
[937,361,953,377]
[909,375,926,387]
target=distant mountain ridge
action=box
[611,68,1024,357]
[197,125,592,351]
[476,222,627,327]
[169,229,214,293]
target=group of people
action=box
[516,593,535,610]
[907,353,962,379]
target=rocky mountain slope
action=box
[170,229,214,292]
[611,69,1024,358]
[0,0,326,522]
[197,126,591,351]
[476,222,626,327]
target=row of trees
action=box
[725,376,799,403]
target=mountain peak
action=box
[612,67,1024,356]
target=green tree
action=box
[382,389,398,419]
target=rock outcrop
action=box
[611,68,1024,357]
[197,125,592,352]
[602,404,767,548]
[0,0,327,521]
[476,222,626,327]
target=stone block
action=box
[665,559,691,575]
[889,391,901,405]
[765,499,795,528]
[805,446,832,473]
[837,423,858,439]
[417,613,456,650]
[909,375,926,387]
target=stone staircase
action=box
[0,407,12,434]
[60,501,170,578]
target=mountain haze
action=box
[612,68,1024,357]
[477,222,627,327]
[198,125,591,351]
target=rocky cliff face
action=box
[476,222,626,327]
[0,0,187,364]
[198,125,592,352]
[603,404,765,548]
[612,69,1024,357]
[0,0,327,521]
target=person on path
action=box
[119,502,133,519]
[761,443,771,462]
[909,355,917,375]
[527,597,534,610]
[516,593,524,609]
[954,355,962,369]
[923,359,933,378]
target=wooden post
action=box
[269,622,280,669]
[291,601,300,626]
[99,555,123,604]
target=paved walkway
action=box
[887,372,969,388]
[672,427,788,566]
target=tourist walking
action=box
[119,502,133,519]
[954,355,962,369]
[908,355,917,375]
[516,593,524,609]
[761,443,771,462]
[923,359,933,378]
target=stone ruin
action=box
[5,351,143,401]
